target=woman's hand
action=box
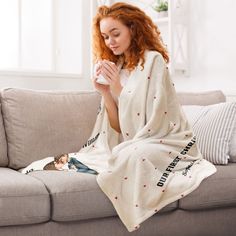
[100,60,123,97]
[92,60,121,133]
[93,62,111,96]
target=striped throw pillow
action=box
[229,125,236,162]
[182,102,236,165]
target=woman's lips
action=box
[110,46,119,50]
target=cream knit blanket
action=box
[77,51,216,231]
[22,50,217,232]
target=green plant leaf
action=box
[152,0,168,12]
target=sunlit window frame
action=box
[0,0,92,79]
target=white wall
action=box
[1,0,236,95]
[173,0,236,96]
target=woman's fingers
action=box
[100,72,112,84]
[101,66,114,78]
[101,61,119,82]
[102,60,117,73]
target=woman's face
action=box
[100,17,131,56]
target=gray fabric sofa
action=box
[0,88,235,236]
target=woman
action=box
[92,2,169,133]
[88,2,216,232]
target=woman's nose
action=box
[108,37,115,45]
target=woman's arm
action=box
[93,60,122,133]
[103,91,121,133]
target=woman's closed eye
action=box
[113,33,120,37]
[102,33,120,40]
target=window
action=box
[0,0,91,77]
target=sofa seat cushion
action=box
[29,171,177,222]
[0,168,50,226]
[179,163,236,210]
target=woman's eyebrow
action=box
[101,28,119,35]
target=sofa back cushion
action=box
[0,88,101,169]
[177,90,226,105]
[0,103,8,166]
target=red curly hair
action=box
[93,2,169,71]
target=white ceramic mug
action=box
[96,74,109,85]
